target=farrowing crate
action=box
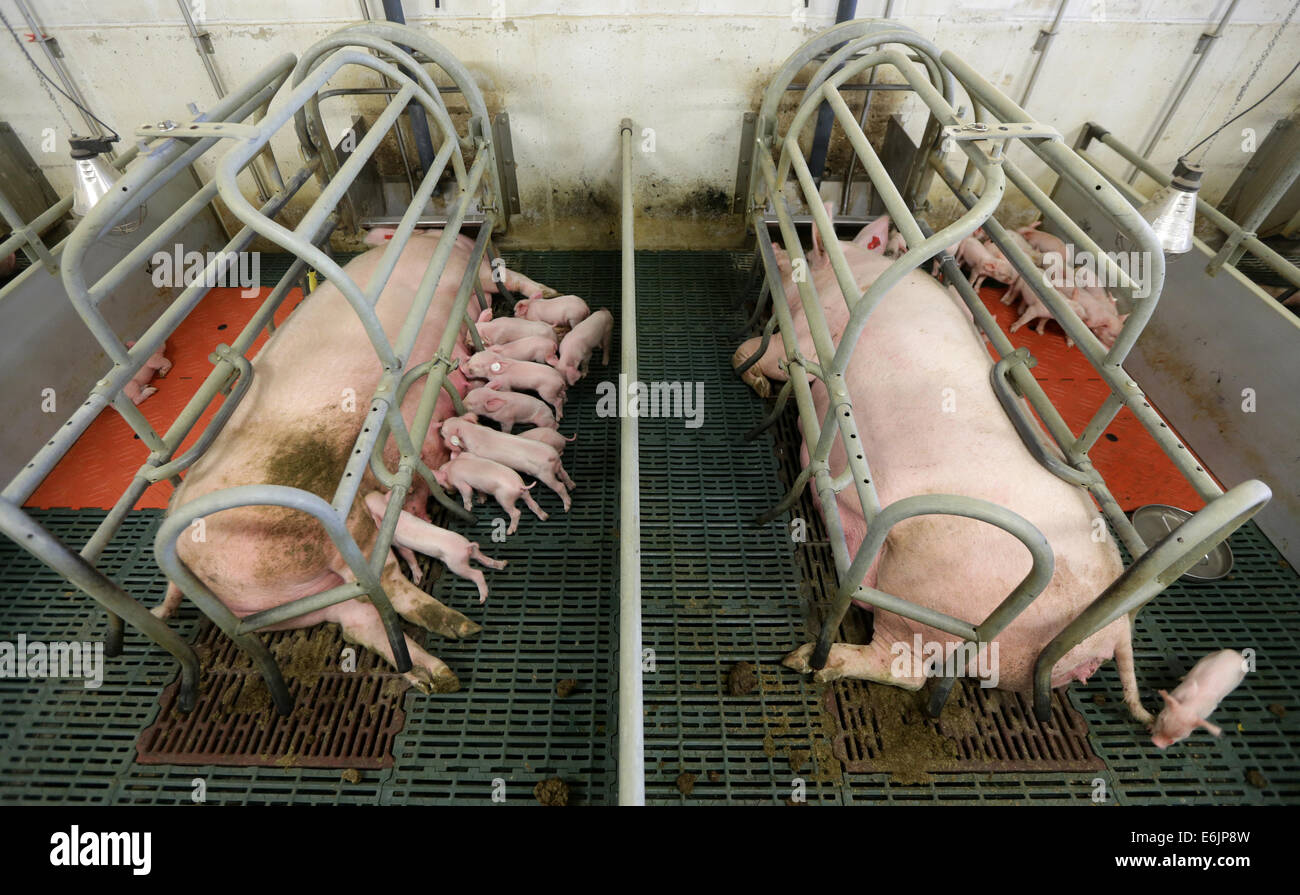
[0,22,519,719]
[738,20,1271,720]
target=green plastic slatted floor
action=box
[1,250,1297,805]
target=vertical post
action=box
[618,118,645,806]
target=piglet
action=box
[441,415,574,510]
[955,237,1016,291]
[1151,649,1248,749]
[463,385,557,433]
[551,309,614,386]
[1017,221,1072,268]
[435,454,548,535]
[462,350,568,417]
[362,491,505,604]
[123,340,172,405]
[514,294,591,330]
[471,308,557,348]
[489,334,559,364]
[518,427,576,456]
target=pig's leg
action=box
[396,546,423,585]
[535,470,571,511]
[455,482,474,513]
[469,543,506,570]
[519,484,549,522]
[324,599,460,694]
[555,460,576,490]
[1115,631,1154,724]
[732,337,773,398]
[782,639,926,688]
[150,581,184,620]
[496,489,521,534]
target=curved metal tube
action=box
[1032,479,1272,720]
[811,494,1055,672]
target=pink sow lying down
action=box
[736,211,1152,724]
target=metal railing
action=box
[0,22,511,716]
[1075,123,1300,289]
[617,118,645,806]
[741,20,1271,720]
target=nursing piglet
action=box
[472,308,557,348]
[435,455,548,534]
[518,427,576,455]
[551,308,613,386]
[441,415,574,510]
[463,385,557,433]
[463,350,568,417]
[514,294,591,330]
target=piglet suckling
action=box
[441,415,574,510]
[435,454,548,535]
[518,427,576,455]
[1151,649,1248,749]
[514,294,591,330]
[362,492,506,605]
[462,349,568,417]
[463,385,557,433]
[472,308,557,348]
[551,308,613,386]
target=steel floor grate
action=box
[136,622,410,770]
[0,251,621,805]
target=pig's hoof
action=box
[741,366,770,398]
[782,642,850,683]
[782,642,818,674]
[406,666,461,695]
[149,604,172,621]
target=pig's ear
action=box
[1158,689,1179,709]
[852,215,891,254]
[810,200,835,267]
[463,412,479,424]
[485,397,505,412]
[364,227,397,246]
[486,379,504,391]
[514,299,529,316]
[477,308,493,323]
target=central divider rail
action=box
[742,20,1270,719]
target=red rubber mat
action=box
[25,280,1202,515]
[25,286,306,511]
[977,285,1206,513]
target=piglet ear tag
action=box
[450,435,461,447]
[490,362,502,372]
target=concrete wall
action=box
[2,1,1298,247]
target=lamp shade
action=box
[1138,157,1203,254]
[69,135,118,218]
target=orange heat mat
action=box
[25,280,1204,514]
[976,285,1205,512]
[26,286,307,511]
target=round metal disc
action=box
[1130,504,1234,582]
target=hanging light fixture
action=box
[68,135,144,234]
[69,135,119,218]
[1138,157,1202,254]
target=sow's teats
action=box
[739,213,1151,723]
[158,230,551,693]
